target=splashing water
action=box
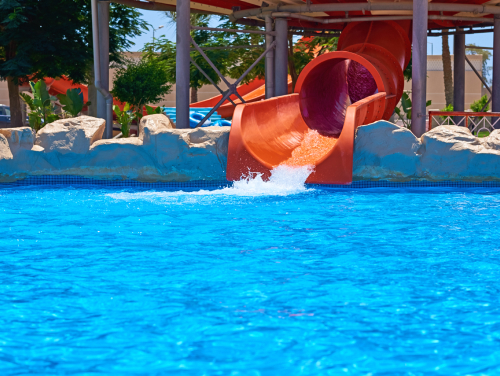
[230,165,314,196]
[107,165,314,200]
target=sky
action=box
[130,10,494,75]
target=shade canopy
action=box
[116,0,499,31]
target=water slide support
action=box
[274,18,288,97]
[176,0,191,129]
[97,1,111,138]
[265,16,275,99]
[494,16,500,112]
[411,0,428,137]
[91,0,113,139]
[454,29,466,114]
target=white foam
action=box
[107,165,314,200]
[229,165,314,196]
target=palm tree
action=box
[442,30,453,107]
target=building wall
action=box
[403,54,484,113]
[0,80,9,106]
[107,52,237,108]
[0,54,486,112]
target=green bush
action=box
[57,88,90,117]
[394,92,431,129]
[113,103,134,137]
[111,57,172,120]
[470,95,489,113]
[20,81,59,131]
[442,104,453,112]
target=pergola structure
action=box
[90,0,500,139]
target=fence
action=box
[428,111,500,135]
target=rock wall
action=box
[353,121,500,182]
[0,114,230,183]
[1,117,500,183]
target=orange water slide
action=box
[226,21,411,185]
[190,78,266,108]
[44,77,90,103]
[44,77,129,112]
[216,78,293,118]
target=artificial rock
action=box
[2,118,500,183]
[0,115,230,182]
[35,116,106,154]
[0,127,34,153]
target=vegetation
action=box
[143,14,231,104]
[470,95,490,113]
[0,0,148,126]
[144,15,339,100]
[442,103,454,112]
[57,88,91,118]
[113,103,133,137]
[145,105,163,115]
[442,31,453,107]
[20,80,90,131]
[287,35,339,91]
[111,57,171,120]
[394,92,432,129]
[470,96,490,130]
[19,81,59,131]
[466,44,492,86]
[403,56,412,82]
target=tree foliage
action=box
[288,35,339,91]
[145,15,339,99]
[143,14,232,103]
[466,44,492,86]
[470,94,490,112]
[394,92,432,129]
[442,31,453,106]
[111,57,172,117]
[0,0,148,126]
[0,0,148,83]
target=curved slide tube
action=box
[226,21,411,185]
[190,78,266,108]
[44,77,125,109]
[44,78,90,103]
[216,78,293,118]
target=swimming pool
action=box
[2,171,500,374]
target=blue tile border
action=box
[0,175,231,189]
[2,175,500,190]
[310,180,500,189]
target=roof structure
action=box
[115,0,500,31]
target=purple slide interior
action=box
[298,58,378,137]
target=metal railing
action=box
[428,111,500,135]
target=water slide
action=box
[226,21,412,185]
[190,78,266,108]
[44,78,90,103]
[45,76,267,116]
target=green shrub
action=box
[19,81,59,131]
[394,92,432,129]
[470,95,489,113]
[442,104,453,112]
[111,57,172,120]
[57,88,90,117]
[113,103,134,137]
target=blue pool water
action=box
[2,170,500,375]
